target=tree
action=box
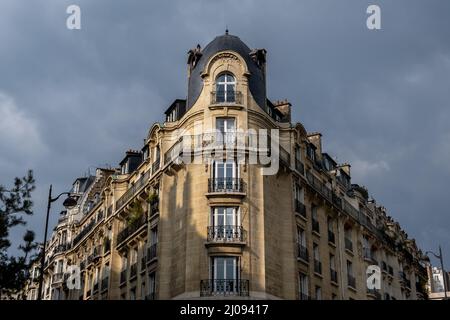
[0,170,36,298]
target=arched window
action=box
[216,73,236,103]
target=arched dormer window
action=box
[216,73,236,103]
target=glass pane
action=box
[217,75,226,82]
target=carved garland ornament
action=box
[210,52,242,67]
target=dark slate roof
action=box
[187,33,266,110]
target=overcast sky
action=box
[1,0,449,266]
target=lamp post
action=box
[426,246,448,299]
[37,184,78,300]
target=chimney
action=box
[273,99,291,122]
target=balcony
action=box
[295,200,306,218]
[54,243,69,254]
[101,277,109,292]
[130,263,137,279]
[345,238,353,252]
[72,220,96,247]
[147,243,157,263]
[116,214,147,246]
[347,274,356,289]
[297,244,309,262]
[115,169,151,211]
[52,273,64,284]
[306,171,332,202]
[210,91,243,106]
[314,260,322,275]
[207,177,245,194]
[200,279,249,297]
[330,269,338,283]
[328,230,335,244]
[206,225,245,243]
[312,219,320,233]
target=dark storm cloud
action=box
[1,0,449,266]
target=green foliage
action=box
[146,193,159,204]
[0,170,37,298]
[127,200,144,226]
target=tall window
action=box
[215,117,236,146]
[299,273,309,300]
[210,207,240,241]
[313,243,320,261]
[315,286,322,300]
[216,73,236,103]
[312,205,319,233]
[148,272,156,298]
[212,160,239,192]
[211,256,239,294]
[297,227,306,247]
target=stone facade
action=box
[29,33,427,300]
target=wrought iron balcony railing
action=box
[52,273,64,283]
[115,169,151,211]
[208,177,245,193]
[200,279,249,297]
[211,91,243,105]
[297,244,309,262]
[116,214,147,246]
[207,225,245,243]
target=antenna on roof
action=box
[225,25,229,35]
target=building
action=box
[30,32,427,300]
[427,266,449,300]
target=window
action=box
[315,286,322,300]
[150,227,158,245]
[212,160,240,191]
[215,117,236,146]
[330,254,336,270]
[312,205,319,233]
[313,243,320,261]
[297,227,306,247]
[327,218,335,243]
[299,273,309,300]
[306,144,316,161]
[294,184,303,202]
[210,207,240,241]
[211,256,239,294]
[216,73,236,103]
[347,260,353,276]
[295,145,302,162]
[313,243,321,274]
[130,287,136,300]
[148,272,156,298]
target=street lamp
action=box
[37,184,78,300]
[426,246,448,299]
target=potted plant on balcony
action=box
[146,193,159,204]
[127,200,144,227]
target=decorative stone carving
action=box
[249,48,267,68]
